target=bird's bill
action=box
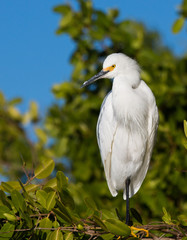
[81,69,109,88]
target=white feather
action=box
[96,53,158,200]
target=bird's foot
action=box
[130,226,149,238]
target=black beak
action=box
[81,70,108,88]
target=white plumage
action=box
[82,53,158,201]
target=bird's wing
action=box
[128,82,159,199]
[97,92,118,197]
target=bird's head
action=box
[81,53,140,88]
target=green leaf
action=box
[172,17,185,33]
[0,222,15,239]
[178,214,187,226]
[115,208,123,221]
[56,171,68,191]
[44,177,57,189]
[20,211,33,228]
[53,220,60,228]
[0,91,5,105]
[22,112,31,124]
[18,179,35,207]
[64,232,73,240]
[184,120,187,138]
[0,190,11,209]
[39,217,53,233]
[46,191,56,210]
[93,215,108,231]
[46,232,53,240]
[53,199,72,223]
[0,205,12,218]
[53,5,71,14]
[56,199,72,220]
[35,128,48,144]
[1,182,14,193]
[59,11,73,28]
[34,158,55,179]
[36,190,48,208]
[3,213,17,221]
[101,233,115,240]
[59,189,75,210]
[47,230,63,240]
[52,82,76,99]
[25,184,39,192]
[84,197,97,210]
[162,207,172,224]
[6,181,21,190]
[53,207,72,224]
[7,106,21,120]
[54,137,68,157]
[77,224,84,230]
[130,208,143,224]
[29,101,38,121]
[85,208,95,218]
[108,9,119,19]
[11,189,27,212]
[8,97,22,106]
[101,209,118,220]
[104,219,131,237]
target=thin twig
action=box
[0,221,186,239]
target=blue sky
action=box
[0,0,186,115]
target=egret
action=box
[82,53,159,225]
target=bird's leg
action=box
[125,178,149,237]
[125,177,131,225]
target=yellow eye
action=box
[103,64,116,72]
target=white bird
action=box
[82,53,159,225]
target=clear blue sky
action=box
[0,0,186,115]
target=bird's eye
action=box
[112,64,116,68]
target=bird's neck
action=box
[116,70,141,88]
[112,74,142,124]
[112,72,141,97]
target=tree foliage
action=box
[172,0,187,33]
[0,93,39,179]
[0,163,186,239]
[49,0,187,220]
[0,0,187,239]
